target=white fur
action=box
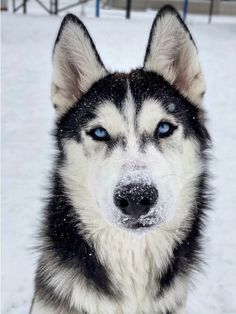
[144,12,205,106]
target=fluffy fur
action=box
[31,5,211,314]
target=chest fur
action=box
[70,229,183,314]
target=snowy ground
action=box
[2,3,236,314]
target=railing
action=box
[12,0,133,18]
[12,0,89,14]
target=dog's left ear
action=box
[51,14,107,116]
[144,5,205,106]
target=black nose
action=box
[114,183,158,219]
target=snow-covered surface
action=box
[2,3,236,314]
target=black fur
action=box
[56,69,210,155]
[35,171,119,303]
[56,73,127,145]
[157,173,211,297]
[129,70,210,151]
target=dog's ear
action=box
[144,5,205,106]
[51,14,107,116]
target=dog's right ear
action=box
[51,14,107,116]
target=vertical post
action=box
[96,0,100,17]
[126,0,132,19]
[183,0,189,21]
[209,0,214,23]
[13,0,16,12]
[51,0,55,14]
[55,0,58,15]
[50,0,53,14]
[23,0,27,14]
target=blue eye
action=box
[88,127,110,141]
[155,122,176,138]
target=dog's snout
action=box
[114,183,158,219]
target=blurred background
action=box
[2,1,236,313]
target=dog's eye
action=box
[155,122,177,138]
[87,127,110,141]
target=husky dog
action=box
[31,5,210,314]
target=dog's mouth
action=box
[119,214,162,232]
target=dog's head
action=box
[52,6,209,233]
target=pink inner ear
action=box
[173,65,191,93]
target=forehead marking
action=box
[90,101,126,135]
[137,99,179,152]
[137,99,175,134]
[122,87,139,154]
